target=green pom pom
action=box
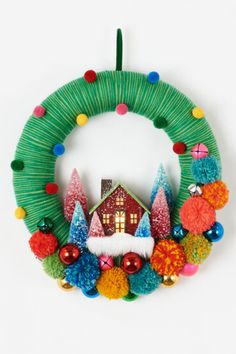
[43,253,65,279]
[153,117,168,129]
[11,159,24,171]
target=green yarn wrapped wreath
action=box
[11,30,229,300]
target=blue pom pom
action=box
[191,156,221,184]
[128,263,162,295]
[52,143,65,156]
[147,71,160,84]
[82,287,100,298]
[65,253,100,291]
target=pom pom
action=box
[173,142,187,154]
[96,267,129,299]
[45,183,59,194]
[129,263,162,295]
[42,253,65,279]
[181,233,212,265]
[33,105,46,118]
[116,103,128,115]
[147,71,160,84]
[192,107,205,119]
[29,231,58,259]
[192,156,221,184]
[201,180,229,209]
[65,253,100,291]
[15,207,26,219]
[150,240,186,276]
[179,197,216,234]
[52,144,65,156]
[11,159,24,171]
[153,116,167,129]
[76,114,89,126]
[84,70,97,83]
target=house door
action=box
[115,211,125,233]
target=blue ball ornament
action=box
[147,71,160,84]
[52,143,65,156]
[171,224,188,241]
[203,222,224,242]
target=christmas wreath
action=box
[11,30,228,300]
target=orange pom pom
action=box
[180,197,216,234]
[150,240,186,276]
[201,180,229,210]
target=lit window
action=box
[115,211,125,233]
[102,214,110,224]
[130,213,138,224]
[116,197,124,206]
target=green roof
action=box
[89,182,150,215]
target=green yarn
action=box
[153,116,168,129]
[43,253,65,279]
[13,71,220,245]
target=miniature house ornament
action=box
[11,29,229,301]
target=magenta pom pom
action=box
[116,103,128,115]
[33,105,46,118]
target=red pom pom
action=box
[180,197,216,234]
[45,183,59,194]
[84,70,97,83]
[29,231,58,259]
[173,142,187,154]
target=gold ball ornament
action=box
[162,275,179,288]
[57,278,76,291]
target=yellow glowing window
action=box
[115,211,125,233]
[102,214,110,224]
[116,197,124,206]
[130,213,138,224]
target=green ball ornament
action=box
[37,217,54,233]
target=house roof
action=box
[89,182,150,215]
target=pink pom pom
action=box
[180,263,199,276]
[116,103,128,115]
[191,143,209,159]
[33,105,46,118]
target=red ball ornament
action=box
[99,255,114,271]
[29,231,58,259]
[121,252,143,274]
[59,243,80,265]
[173,142,187,154]
[45,183,59,194]
[84,70,97,83]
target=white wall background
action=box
[0,1,235,353]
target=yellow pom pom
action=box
[15,207,26,219]
[181,233,211,265]
[192,107,205,119]
[96,267,129,299]
[76,113,89,126]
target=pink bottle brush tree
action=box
[64,168,88,221]
[151,187,171,239]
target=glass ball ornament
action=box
[121,252,143,274]
[162,274,179,287]
[180,263,199,276]
[59,243,80,265]
[37,217,54,233]
[171,224,188,241]
[203,222,224,242]
[123,291,139,302]
[188,183,202,197]
[57,278,76,291]
[82,287,99,298]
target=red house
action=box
[89,180,150,236]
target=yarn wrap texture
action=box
[13,71,220,245]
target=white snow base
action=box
[87,233,154,258]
